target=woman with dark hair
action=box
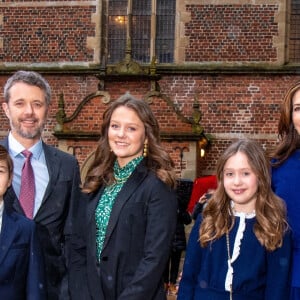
[271,82,300,300]
[178,139,292,300]
[69,94,177,300]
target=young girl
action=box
[178,139,292,300]
[0,145,45,299]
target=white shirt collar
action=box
[8,132,43,159]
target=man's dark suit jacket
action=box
[0,205,46,299]
[1,137,81,300]
[69,160,177,300]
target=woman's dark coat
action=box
[69,161,177,300]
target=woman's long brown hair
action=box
[271,82,300,166]
[82,94,176,193]
[200,139,288,251]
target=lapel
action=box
[86,162,149,254]
[34,143,60,220]
[86,188,103,259]
[5,186,23,214]
[102,163,148,251]
[0,206,20,265]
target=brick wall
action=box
[185,4,278,62]
[0,0,296,180]
[0,6,95,62]
[1,72,297,178]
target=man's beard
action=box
[10,119,45,139]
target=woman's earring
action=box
[143,141,148,157]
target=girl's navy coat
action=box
[178,215,292,300]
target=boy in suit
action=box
[0,144,45,299]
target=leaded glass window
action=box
[290,1,300,61]
[107,0,175,64]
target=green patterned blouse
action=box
[95,156,143,261]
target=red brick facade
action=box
[0,0,297,180]
[185,4,279,62]
[0,6,95,62]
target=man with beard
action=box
[1,70,81,300]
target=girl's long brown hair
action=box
[200,139,288,251]
[271,82,300,166]
[82,94,176,193]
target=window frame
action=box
[105,0,175,65]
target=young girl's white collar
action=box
[230,200,256,218]
[225,201,256,294]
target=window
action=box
[290,1,300,61]
[107,0,175,64]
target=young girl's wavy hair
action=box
[200,139,288,251]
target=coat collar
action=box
[41,143,61,206]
